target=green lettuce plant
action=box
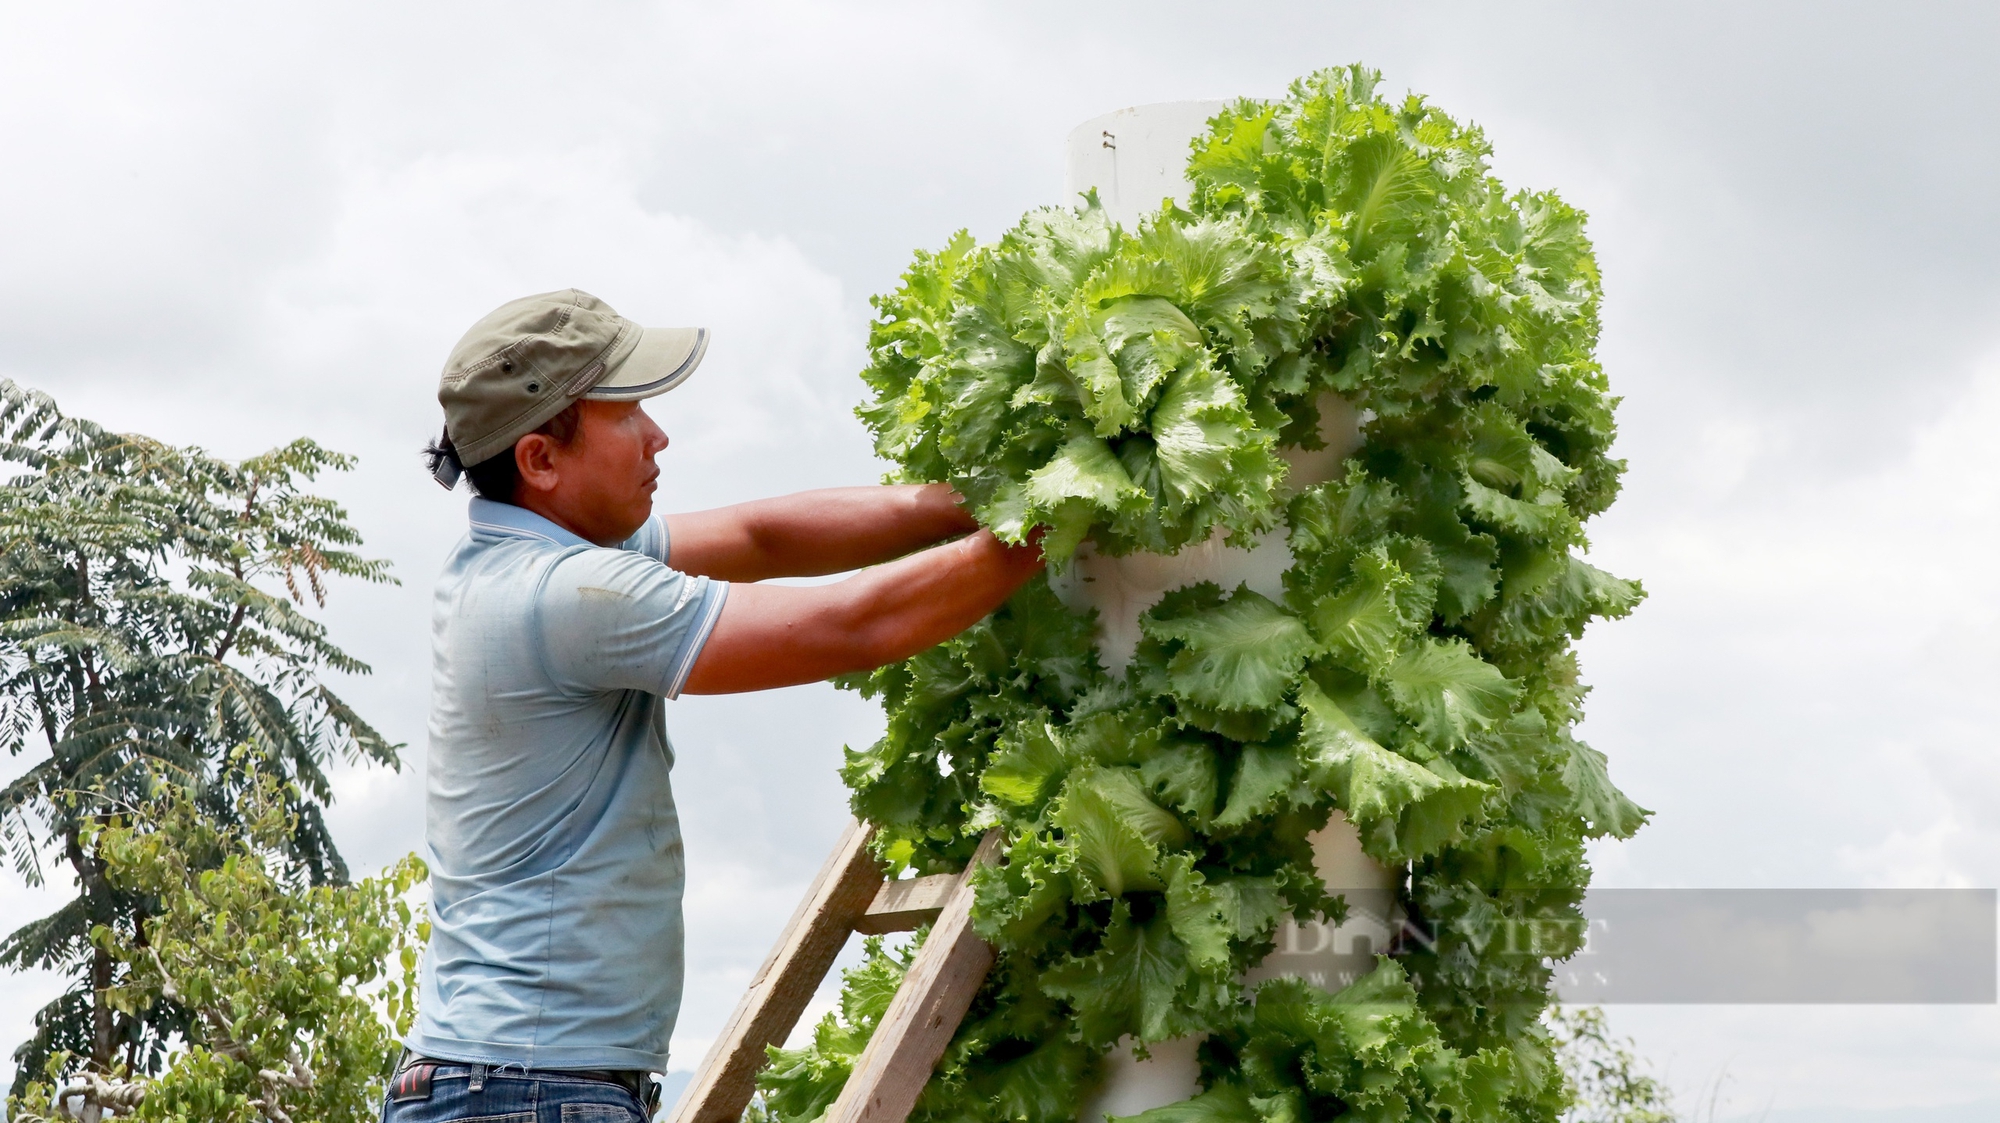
[763,65,1646,1123]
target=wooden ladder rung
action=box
[855,872,960,935]
[666,821,1002,1123]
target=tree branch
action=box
[46,1070,147,1123]
[74,554,100,695]
[211,483,260,663]
[26,658,62,762]
[211,601,248,665]
[63,822,118,1070]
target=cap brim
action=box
[584,326,709,401]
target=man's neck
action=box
[511,491,624,547]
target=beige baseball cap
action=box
[436,288,709,473]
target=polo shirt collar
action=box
[467,497,594,549]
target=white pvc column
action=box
[1063,101,1229,227]
[1056,103,1402,1123]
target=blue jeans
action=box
[380,1064,651,1123]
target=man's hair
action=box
[424,403,584,503]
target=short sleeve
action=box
[536,547,729,699]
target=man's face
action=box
[517,399,669,545]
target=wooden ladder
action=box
[666,820,1003,1123]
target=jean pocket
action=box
[560,1105,640,1123]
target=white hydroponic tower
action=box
[1055,103,1404,1123]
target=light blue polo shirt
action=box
[408,497,728,1072]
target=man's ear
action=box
[515,433,562,495]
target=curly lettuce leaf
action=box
[1142,585,1319,712]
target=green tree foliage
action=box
[1546,1007,1675,1123]
[764,66,1647,1122]
[6,770,427,1123]
[0,380,398,1090]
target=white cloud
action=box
[1576,353,2000,1112]
[1583,349,2000,882]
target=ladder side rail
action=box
[822,831,1006,1123]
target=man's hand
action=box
[665,483,976,582]
[680,528,1043,694]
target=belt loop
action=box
[469,1063,486,1093]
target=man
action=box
[390,289,1042,1121]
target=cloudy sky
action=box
[3,2,1998,1119]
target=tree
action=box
[0,380,399,1091]
[6,768,426,1123]
[1548,1005,1678,1123]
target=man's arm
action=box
[664,483,976,582]
[680,529,1042,694]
